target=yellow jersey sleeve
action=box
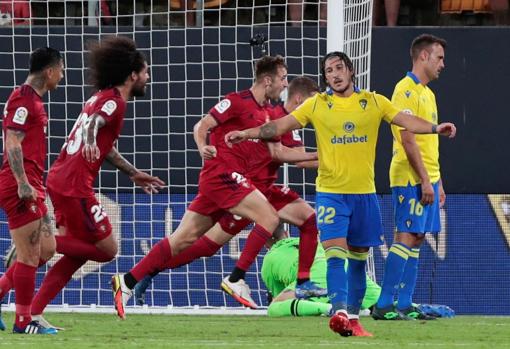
[291,94,318,127]
[373,93,400,124]
[391,88,420,130]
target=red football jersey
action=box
[46,88,126,197]
[247,103,304,191]
[206,89,273,173]
[0,84,48,197]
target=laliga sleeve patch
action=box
[402,108,413,115]
[12,107,28,125]
[214,99,231,114]
[101,100,118,116]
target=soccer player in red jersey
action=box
[131,76,322,309]
[0,47,64,334]
[111,56,316,319]
[27,36,164,328]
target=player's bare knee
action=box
[259,212,280,232]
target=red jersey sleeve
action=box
[3,93,34,133]
[94,96,126,125]
[208,94,241,124]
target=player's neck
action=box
[411,67,430,86]
[284,100,297,113]
[115,85,132,101]
[331,84,354,98]
[25,75,47,97]
[249,85,269,106]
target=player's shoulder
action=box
[9,84,38,106]
[86,88,125,115]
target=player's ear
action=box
[130,71,138,82]
[264,74,272,87]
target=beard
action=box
[131,82,146,97]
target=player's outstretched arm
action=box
[82,113,106,162]
[267,142,317,164]
[392,112,456,138]
[105,147,165,194]
[225,114,302,147]
[5,129,37,201]
[193,114,218,160]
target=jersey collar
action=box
[406,71,421,85]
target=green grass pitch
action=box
[0,313,508,348]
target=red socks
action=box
[297,214,319,279]
[31,256,86,315]
[235,224,272,271]
[130,238,172,281]
[56,235,113,263]
[0,258,46,301]
[13,262,37,328]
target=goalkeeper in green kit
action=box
[262,237,380,317]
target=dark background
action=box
[0,26,508,194]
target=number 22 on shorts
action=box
[317,206,335,224]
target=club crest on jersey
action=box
[214,99,231,114]
[343,122,355,133]
[12,107,28,125]
[405,90,411,98]
[359,99,367,110]
[101,100,117,116]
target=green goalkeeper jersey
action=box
[261,238,380,309]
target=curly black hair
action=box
[87,36,146,90]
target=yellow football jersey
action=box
[390,72,440,187]
[292,89,400,194]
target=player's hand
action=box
[439,183,446,208]
[199,145,217,160]
[420,181,435,205]
[436,123,456,138]
[18,181,37,201]
[224,130,247,148]
[129,171,166,194]
[82,144,101,162]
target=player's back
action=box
[47,88,126,197]
[207,89,272,173]
[0,84,48,195]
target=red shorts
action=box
[48,188,112,243]
[216,185,301,236]
[0,192,47,230]
[188,193,228,222]
[263,185,301,211]
[198,162,256,211]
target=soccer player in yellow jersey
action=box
[373,34,448,321]
[225,51,456,337]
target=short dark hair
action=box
[411,34,447,61]
[288,76,319,99]
[320,51,356,87]
[87,36,146,90]
[254,55,287,81]
[29,47,62,74]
